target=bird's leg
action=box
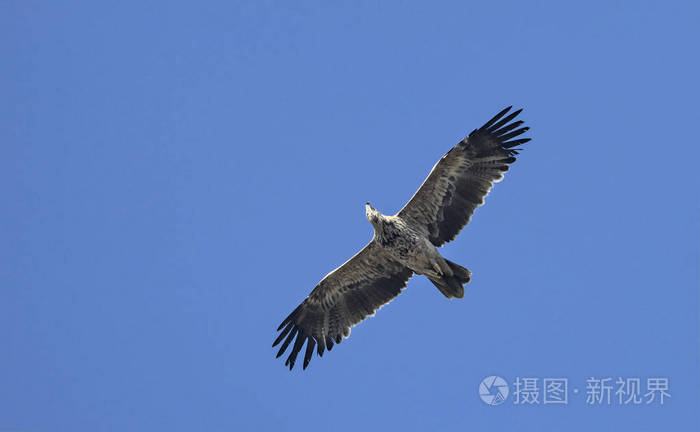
[431,261,443,276]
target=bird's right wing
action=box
[397,107,530,247]
[273,241,413,370]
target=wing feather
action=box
[273,241,413,370]
[397,107,531,246]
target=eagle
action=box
[273,106,531,370]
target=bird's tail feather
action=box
[446,260,472,284]
[428,260,471,299]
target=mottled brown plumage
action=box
[273,106,530,370]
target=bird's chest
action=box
[376,221,423,261]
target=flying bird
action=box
[273,106,531,370]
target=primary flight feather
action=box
[273,106,531,370]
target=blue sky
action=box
[2,1,699,430]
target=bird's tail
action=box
[428,260,471,299]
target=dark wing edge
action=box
[397,106,531,246]
[272,241,413,371]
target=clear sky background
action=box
[2,1,699,431]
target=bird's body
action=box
[368,209,467,297]
[370,213,428,268]
[273,106,531,370]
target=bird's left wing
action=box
[397,106,531,247]
[273,241,413,370]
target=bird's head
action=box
[365,202,381,225]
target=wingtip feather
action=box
[303,338,316,370]
[272,321,294,347]
[275,327,298,358]
[481,106,512,130]
[487,109,522,133]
